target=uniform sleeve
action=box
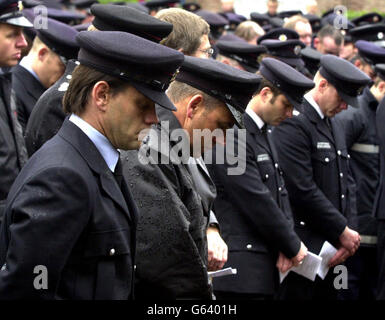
[0,120,19,218]
[123,151,211,299]
[0,167,91,299]
[335,107,364,149]
[272,118,347,244]
[208,134,301,259]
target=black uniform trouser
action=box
[338,246,377,300]
[275,270,340,300]
[376,220,385,300]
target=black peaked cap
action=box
[76,31,184,111]
[37,17,79,60]
[91,4,173,42]
[319,54,371,108]
[216,40,267,72]
[176,55,262,127]
[259,57,315,111]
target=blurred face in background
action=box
[267,0,278,16]
[339,42,357,61]
[295,21,313,47]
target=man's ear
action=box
[92,81,111,112]
[313,37,320,49]
[259,86,273,103]
[221,58,232,66]
[186,94,203,119]
[38,47,49,61]
[318,78,328,93]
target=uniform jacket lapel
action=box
[303,99,335,146]
[13,65,46,103]
[244,113,273,159]
[58,118,133,223]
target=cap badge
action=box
[279,34,287,41]
[294,45,302,55]
[378,32,384,40]
[18,1,23,11]
[374,16,379,22]
[170,67,180,83]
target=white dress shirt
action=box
[304,92,325,119]
[69,114,119,172]
[246,105,265,130]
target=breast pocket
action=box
[256,154,275,183]
[311,149,337,188]
[83,229,133,299]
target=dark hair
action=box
[317,25,344,46]
[254,75,282,103]
[63,64,130,115]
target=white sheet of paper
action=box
[317,241,338,280]
[208,267,237,278]
[291,251,322,281]
[279,251,322,283]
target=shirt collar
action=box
[19,56,42,84]
[304,92,325,119]
[246,106,265,130]
[69,114,119,172]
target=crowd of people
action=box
[0,0,384,301]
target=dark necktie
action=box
[261,123,268,135]
[324,116,333,135]
[10,90,28,167]
[113,157,123,189]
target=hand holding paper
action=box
[279,241,338,283]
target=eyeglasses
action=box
[198,47,214,58]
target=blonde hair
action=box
[283,15,310,30]
[234,21,265,42]
[156,8,209,55]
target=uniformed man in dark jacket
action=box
[206,58,314,300]
[0,0,32,221]
[272,55,371,300]
[335,44,385,300]
[24,4,173,157]
[122,56,261,299]
[0,31,184,299]
[373,64,385,300]
[13,18,79,129]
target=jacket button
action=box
[337,150,341,156]
[278,187,282,192]
[347,154,351,159]
[109,248,115,256]
[265,174,269,179]
[341,194,345,199]
[300,221,305,226]
[275,163,279,168]
[340,172,344,178]
[246,244,252,250]
[325,157,330,162]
